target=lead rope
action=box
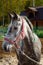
[21,51,42,65]
[13,44,42,65]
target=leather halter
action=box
[4,18,25,49]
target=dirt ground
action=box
[0,53,18,65]
[0,38,43,65]
[0,52,43,65]
[0,55,43,65]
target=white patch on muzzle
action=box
[2,41,13,52]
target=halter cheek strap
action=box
[4,18,25,49]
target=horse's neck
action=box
[23,16,33,30]
[23,18,34,39]
[23,19,35,54]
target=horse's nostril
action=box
[4,45,8,52]
[3,43,13,52]
[3,44,9,52]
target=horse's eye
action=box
[18,18,20,21]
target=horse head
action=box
[2,12,25,52]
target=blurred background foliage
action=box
[0,0,43,16]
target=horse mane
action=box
[22,16,33,31]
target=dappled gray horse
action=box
[2,12,41,65]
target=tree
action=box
[0,0,43,16]
[0,0,28,16]
[35,0,43,6]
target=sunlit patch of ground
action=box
[0,52,43,65]
[0,54,18,65]
[40,55,43,65]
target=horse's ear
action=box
[8,12,12,19]
[8,12,18,20]
[13,12,18,19]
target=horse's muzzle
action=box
[2,41,13,52]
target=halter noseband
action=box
[4,18,25,49]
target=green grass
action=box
[0,35,4,40]
[34,30,43,38]
[0,26,7,33]
[34,27,43,38]
[0,26,7,40]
